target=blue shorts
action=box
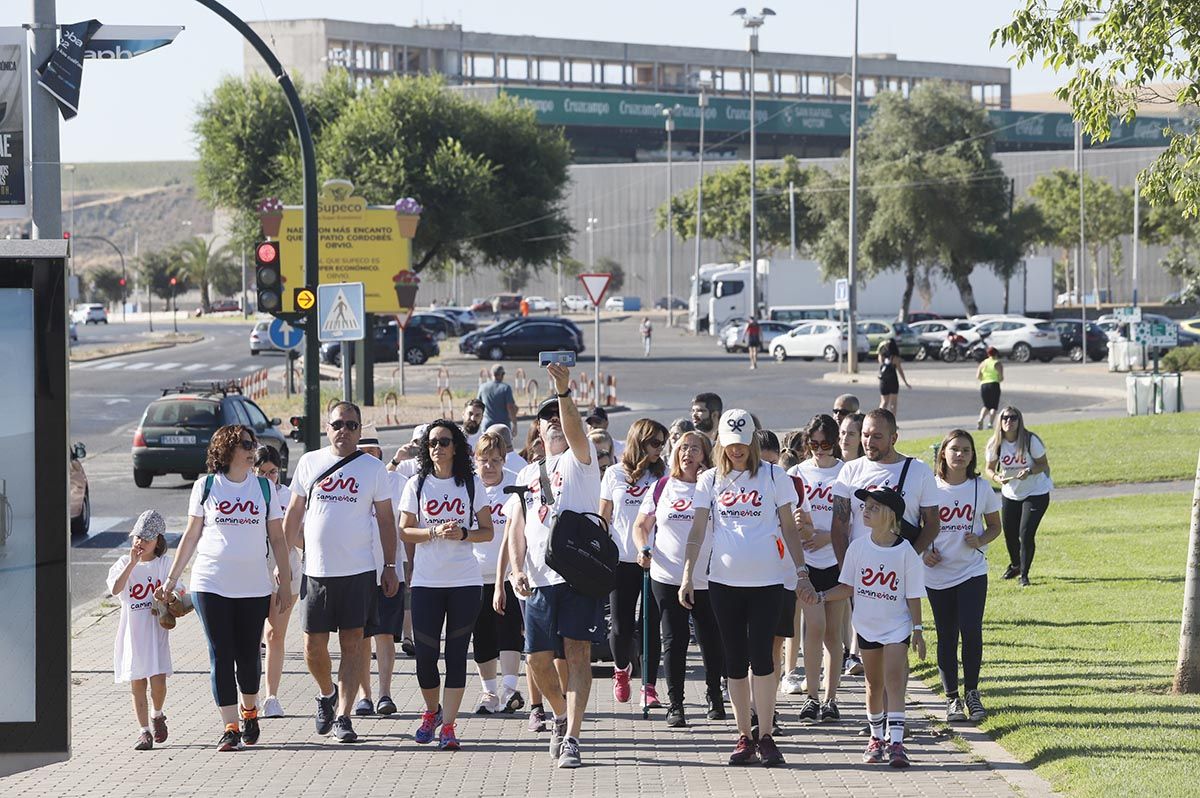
[524,582,605,654]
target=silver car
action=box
[249,320,283,355]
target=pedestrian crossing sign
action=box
[317,282,366,342]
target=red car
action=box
[470,294,522,314]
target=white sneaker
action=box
[499,685,525,713]
[779,669,805,695]
[474,691,500,714]
[261,696,284,718]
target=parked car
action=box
[1052,319,1109,362]
[1181,317,1200,336]
[655,296,687,310]
[720,320,793,353]
[604,295,642,311]
[471,318,585,360]
[69,442,90,536]
[71,303,108,324]
[771,321,869,362]
[561,294,591,312]
[909,319,979,360]
[131,382,288,488]
[906,311,943,323]
[524,296,556,312]
[207,299,241,313]
[406,312,457,341]
[428,307,478,335]
[470,294,523,315]
[321,319,440,366]
[69,320,78,344]
[856,319,922,360]
[249,320,285,355]
[973,317,1062,362]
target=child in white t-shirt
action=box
[817,486,925,769]
[106,510,176,751]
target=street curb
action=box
[821,370,1128,401]
[69,334,208,364]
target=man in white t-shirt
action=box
[462,398,485,449]
[284,402,400,744]
[507,363,603,769]
[831,408,940,563]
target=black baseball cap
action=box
[537,397,561,419]
[854,486,906,519]
[585,407,608,425]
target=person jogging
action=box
[877,339,910,417]
[976,347,1004,430]
[984,406,1052,587]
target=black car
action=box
[131,382,288,488]
[472,317,585,360]
[406,312,457,341]
[1053,319,1109,362]
[320,319,440,366]
[460,317,583,356]
[654,296,687,310]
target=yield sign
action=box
[579,273,612,307]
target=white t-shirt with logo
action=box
[474,470,517,583]
[291,449,395,578]
[266,481,303,595]
[370,470,409,586]
[832,456,939,543]
[840,535,925,644]
[601,464,662,563]
[789,460,843,570]
[401,473,491,588]
[693,462,798,588]
[106,555,174,682]
[926,476,1002,591]
[394,458,421,481]
[187,473,283,598]
[505,451,527,474]
[994,436,1053,500]
[639,477,713,589]
[515,441,603,589]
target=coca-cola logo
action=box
[718,488,763,508]
[216,499,259,516]
[861,565,898,591]
[425,496,466,516]
[627,483,651,498]
[939,502,974,523]
[320,475,360,493]
[128,576,162,601]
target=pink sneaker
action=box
[612,666,632,703]
[862,736,886,764]
[642,684,662,709]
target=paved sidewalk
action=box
[2,598,1052,798]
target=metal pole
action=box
[594,302,600,408]
[1133,181,1140,307]
[399,331,406,396]
[665,108,676,327]
[241,250,248,319]
[846,0,861,374]
[342,347,352,401]
[1076,115,1087,358]
[171,283,178,333]
[66,164,76,278]
[788,180,796,258]
[748,38,759,318]
[29,0,63,241]
[693,84,708,334]
[556,259,562,311]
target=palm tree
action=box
[176,236,235,312]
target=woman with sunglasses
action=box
[926,429,1002,724]
[600,418,670,708]
[160,425,291,752]
[984,406,1052,587]
[400,420,494,751]
[632,430,725,727]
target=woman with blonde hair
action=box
[984,406,1052,586]
[600,418,670,707]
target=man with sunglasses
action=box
[507,362,604,769]
[832,394,860,423]
[284,402,400,743]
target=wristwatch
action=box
[556,390,571,398]
[912,624,924,632]
[389,457,400,467]
[460,527,469,541]
[384,563,397,568]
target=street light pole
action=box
[65,164,76,278]
[734,8,775,320]
[846,0,861,374]
[788,180,796,258]
[693,80,711,334]
[657,103,681,328]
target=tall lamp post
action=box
[733,7,775,320]
[693,79,712,334]
[1075,13,1100,362]
[846,0,862,374]
[657,103,681,327]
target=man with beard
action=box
[690,393,723,445]
[462,399,485,449]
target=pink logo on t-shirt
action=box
[320,475,359,494]
[1001,453,1027,467]
[718,489,763,508]
[627,483,651,498]
[215,499,259,516]
[425,496,466,516]
[939,503,974,523]
[128,575,162,601]
[861,565,898,592]
[805,482,833,503]
[671,498,693,512]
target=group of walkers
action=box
[108,368,1054,771]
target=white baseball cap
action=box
[409,423,430,443]
[717,409,755,446]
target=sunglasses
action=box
[596,450,613,459]
[239,438,257,451]
[428,437,454,449]
[644,438,665,449]
[810,439,833,451]
[1000,414,1019,422]
[832,408,851,416]
[328,419,361,431]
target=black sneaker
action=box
[376,695,397,716]
[757,734,785,767]
[216,727,244,752]
[1019,575,1031,587]
[666,704,687,728]
[750,712,760,741]
[332,715,358,743]
[706,688,726,721]
[240,710,261,746]
[965,690,987,722]
[400,637,416,656]
[820,699,840,721]
[1002,564,1019,580]
[315,685,339,736]
[771,710,784,737]
[798,696,820,721]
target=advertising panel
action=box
[0,28,30,220]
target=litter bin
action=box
[1109,340,1145,372]
[1126,371,1184,415]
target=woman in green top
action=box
[976,347,1004,430]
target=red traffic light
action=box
[256,241,279,264]
[119,278,126,286]
[62,231,70,239]
[169,277,177,286]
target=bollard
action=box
[514,367,527,394]
[436,366,451,395]
[606,374,618,407]
[526,379,539,414]
[439,388,454,418]
[382,391,399,426]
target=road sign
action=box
[267,318,305,351]
[834,278,850,311]
[1114,306,1142,323]
[317,282,366,342]
[1132,321,1177,349]
[579,273,612,307]
[395,306,416,329]
[294,287,316,312]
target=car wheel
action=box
[405,346,428,366]
[250,349,260,356]
[133,469,153,489]
[773,345,787,362]
[487,345,505,361]
[1068,345,1083,362]
[915,345,929,362]
[182,473,199,482]
[1011,342,1032,363]
[71,489,91,536]
[823,345,838,363]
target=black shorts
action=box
[807,564,841,593]
[981,381,1002,410]
[775,588,797,638]
[365,582,406,639]
[856,634,910,650]
[524,582,606,654]
[473,581,524,662]
[304,571,378,634]
[879,374,900,396]
[748,336,762,349]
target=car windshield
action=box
[893,323,914,334]
[1034,322,1056,331]
[144,399,220,428]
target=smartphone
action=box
[539,350,577,368]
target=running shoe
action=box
[557,736,582,769]
[400,636,416,656]
[843,654,864,677]
[612,666,632,703]
[474,691,500,715]
[217,727,244,752]
[888,741,911,769]
[820,699,840,721]
[965,690,987,722]
[437,723,460,751]
[1019,575,1031,587]
[798,695,820,721]
[151,714,168,744]
[315,685,338,736]
[353,697,374,716]
[666,703,687,728]
[947,696,967,723]
[134,730,153,751]
[721,677,730,703]
[332,715,358,743]
[500,687,525,714]
[414,705,443,745]
[550,715,567,759]
[240,707,260,746]
[750,712,760,741]
[862,736,886,764]
[728,735,758,766]
[642,684,663,709]
[757,734,785,767]
[261,696,284,718]
[1002,564,1019,580]
[528,705,548,732]
[779,668,805,695]
[706,688,727,721]
[859,722,872,737]
[771,711,784,737]
[376,695,397,716]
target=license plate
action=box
[161,435,197,445]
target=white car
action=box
[72,303,108,324]
[561,294,591,312]
[604,296,627,311]
[771,321,868,362]
[524,296,555,312]
[973,317,1062,362]
[722,320,793,353]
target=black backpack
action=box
[538,457,619,599]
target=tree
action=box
[87,266,125,307]
[596,258,625,294]
[656,156,824,260]
[175,236,236,311]
[1142,193,1200,303]
[138,248,187,304]
[990,202,1048,313]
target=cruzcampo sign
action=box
[269,180,421,314]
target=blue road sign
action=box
[267,318,305,351]
[317,282,366,342]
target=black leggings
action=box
[192,592,271,707]
[472,580,524,663]
[925,574,987,697]
[708,582,784,680]
[609,562,661,684]
[412,586,482,690]
[651,579,723,706]
[1001,493,1050,577]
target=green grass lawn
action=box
[900,412,1200,487]
[911,492,1200,797]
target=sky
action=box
[20,0,1074,163]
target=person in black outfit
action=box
[877,338,910,417]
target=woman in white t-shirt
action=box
[399,420,493,751]
[984,406,1052,586]
[159,425,291,753]
[817,486,926,769]
[600,418,669,709]
[926,429,1002,725]
[254,445,301,719]
[632,430,724,728]
[679,409,816,768]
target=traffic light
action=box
[255,240,282,315]
[118,277,126,287]
[288,415,305,442]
